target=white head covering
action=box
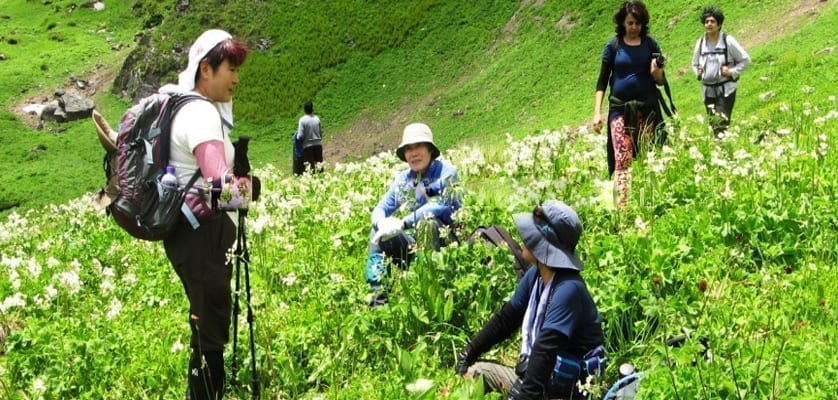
[159,29,234,126]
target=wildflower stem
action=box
[729,355,744,400]
[662,336,681,400]
[771,336,788,399]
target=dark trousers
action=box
[164,213,236,400]
[292,154,304,175]
[298,145,324,174]
[704,89,737,136]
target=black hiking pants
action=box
[164,212,236,399]
[704,88,737,136]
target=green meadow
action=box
[0,0,835,398]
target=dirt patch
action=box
[323,109,408,164]
[741,0,829,48]
[14,63,116,129]
[554,12,579,33]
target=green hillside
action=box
[0,0,835,215]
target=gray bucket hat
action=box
[513,200,584,271]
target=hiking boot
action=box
[365,253,387,286]
[369,292,389,309]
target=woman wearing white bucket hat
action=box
[455,200,604,399]
[158,29,249,400]
[365,122,461,308]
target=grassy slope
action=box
[0,0,141,212]
[0,1,836,398]
[1,0,835,217]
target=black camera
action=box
[652,53,665,68]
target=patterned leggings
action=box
[610,112,651,208]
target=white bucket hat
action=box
[396,122,440,161]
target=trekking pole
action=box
[230,220,244,386]
[239,209,261,399]
[230,136,261,399]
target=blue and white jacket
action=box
[371,159,461,229]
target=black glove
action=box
[506,379,525,400]
[251,176,261,202]
[233,136,251,177]
[454,348,472,376]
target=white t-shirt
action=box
[169,98,234,190]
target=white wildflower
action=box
[106,298,122,319]
[2,255,23,269]
[33,378,46,392]
[171,338,185,353]
[634,216,648,231]
[282,272,297,286]
[720,180,734,200]
[688,146,704,161]
[0,292,26,312]
[100,279,115,295]
[59,271,82,294]
[45,285,58,300]
[759,91,776,100]
[122,273,138,285]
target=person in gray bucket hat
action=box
[455,200,604,399]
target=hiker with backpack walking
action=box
[156,29,250,400]
[692,6,751,137]
[295,100,323,174]
[592,0,667,209]
[365,122,462,308]
[455,200,604,399]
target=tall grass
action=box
[1,89,835,398]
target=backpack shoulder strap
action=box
[722,32,729,65]
[487,225,530,280]
[646,36,661,53]
[606,36,619,64]
[646,36,676,116]
[469,225,532,280]
[158,94,209,168]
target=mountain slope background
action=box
[0,0,834,216]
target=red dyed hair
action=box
[203,38,249,70]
